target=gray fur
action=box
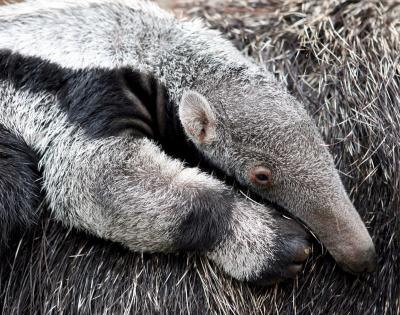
[0,0,374,282]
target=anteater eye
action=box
[256,173,269,181]
[250,166,273,187]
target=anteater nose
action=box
[339,245,377,274]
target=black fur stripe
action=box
[0,125,41,248]
[174,186,233,252]
[0,49,173,139]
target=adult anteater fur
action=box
[0,0,398,314]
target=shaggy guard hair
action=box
[0,0,398,314]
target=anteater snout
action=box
[300,198,377,274]
[324,221,377,274]
[338,243,377,274]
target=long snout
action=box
[303,199,377,273]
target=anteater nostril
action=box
[338,245,378,274]
[351,244,377,273]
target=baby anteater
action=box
[0,0,376,283]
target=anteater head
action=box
[178,74,377,274]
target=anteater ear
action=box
[179,90,216,145]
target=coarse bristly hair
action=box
[0,0,399,314]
